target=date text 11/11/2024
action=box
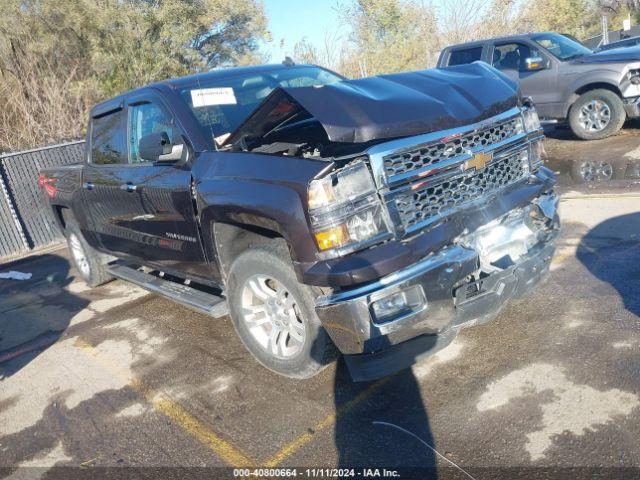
[232,468,401,478]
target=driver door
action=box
[491,41,560,118]
[109,92,209,276]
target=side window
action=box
[448,47,483,66]
[128,102,176,164]
[90,110,126,165]
[492,43,542,72]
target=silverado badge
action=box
[463,151,493,172]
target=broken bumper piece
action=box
[624,96,640,118]
[315,191,559,382]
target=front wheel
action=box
[226,243,336,379]
[568,89,625,140]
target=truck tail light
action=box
[38,173,58,198]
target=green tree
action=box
[523,0,599,39]
[0,0,269,150]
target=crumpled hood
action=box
[225,62,520,146]
[579,46,640,64]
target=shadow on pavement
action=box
[576,212,640,318]
[333,351,438,477]
[0,254,88,379]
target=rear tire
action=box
[568,89,625,140]
[64,216,113,287]
[226,243,337,379]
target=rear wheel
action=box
[568,89,625,140]
[64,216,113,287]
[226,243,336,379]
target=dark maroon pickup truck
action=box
[39,62,559,381]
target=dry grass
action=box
[0,58,92,152]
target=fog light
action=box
[370,285,426,323]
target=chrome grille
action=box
[394,150,528,231]
[383,116,523,178]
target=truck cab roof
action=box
[441,32,550,51]
[91,63,336,118]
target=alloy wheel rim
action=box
[240,275,306,359]
[69,234,90,277]
[578,99,611,132]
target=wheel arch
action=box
[211,221,291,284]
[565,82,623,117]
[52,204,71,231]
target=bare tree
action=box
[438,0,492,44]
[598,0,640,14]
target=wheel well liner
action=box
[53,205,70,231]
[212,222,287,282]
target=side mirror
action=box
[138,131,183,163]
[524,56,548,71]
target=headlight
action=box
[308,161,390,254]
[522,107,541,132]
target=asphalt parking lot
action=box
[1,126,639,479]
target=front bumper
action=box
[624,96,640,118]
[315,191,559,381]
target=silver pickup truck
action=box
[438,32,640,140]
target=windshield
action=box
[179,66,343,144]
[533,32,593,61]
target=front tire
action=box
[226,243,336,379]
[568,89,625,140]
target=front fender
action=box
[561,69,625,115]
[193,151,331,266]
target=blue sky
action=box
[262,0,349,61]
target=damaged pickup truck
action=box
[40,62,559,381]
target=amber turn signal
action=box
[314,225,348,251]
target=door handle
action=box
[120,183,138,193]
[83,182,94,190]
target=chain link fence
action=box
[0,141,84,261]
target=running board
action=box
[107,264,229,318]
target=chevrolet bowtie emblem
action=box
[463,151,493,172]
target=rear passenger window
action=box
[448,47,483,66]
[90,110,126,165]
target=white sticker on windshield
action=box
[191,87,237,107]
[214,132,230,145]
